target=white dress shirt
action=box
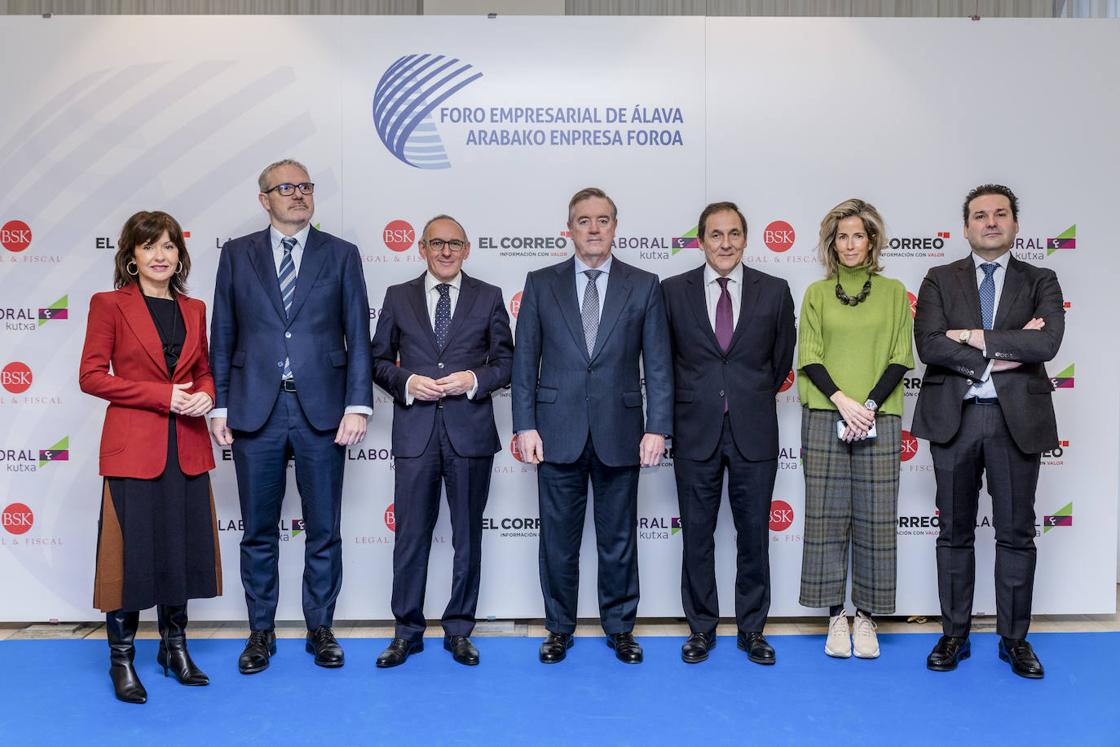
[574,254,613,323]
[965,251,1008,400]
[703,261,744,331]
[210,224,371,420]
[403,271,478,405]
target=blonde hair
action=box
[817,198,886,278]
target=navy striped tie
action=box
[279,237,297,378]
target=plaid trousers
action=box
[798,408,901,614]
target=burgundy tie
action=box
[715,277,733,413]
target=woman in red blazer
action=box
[79,211,222,704]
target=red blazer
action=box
[79,283,217,478]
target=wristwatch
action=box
[958,329,972,344]
[863,399,878,411]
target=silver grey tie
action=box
[582,269,603,357]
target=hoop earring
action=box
[126,260,139,276]
[176,260,184,275]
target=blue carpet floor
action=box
[1,632,1117,745]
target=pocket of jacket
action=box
[535,386,558,403]
[622,391,643,408]
[231,350,247,368]
[329,350,347,367]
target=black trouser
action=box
[931,400,1040,640]
[674,415,777,634]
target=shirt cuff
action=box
[465,370,478,400]
[404,374,415,406]
[344,406,372,417]
[977,359,995,383]
[209,408,228,420]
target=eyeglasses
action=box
[263,182,315,196]
[424,238,466,252]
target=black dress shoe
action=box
[238,630,277,675]
[681,632,717,664]
[737,632,775,665]
[999,637,1044,679]
[607,632,643,664]
[444,635,480,666]
[538,632,573,664]
[926,635,970,672]
[376,637,424,668]
[306,626,345,668]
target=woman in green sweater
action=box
[797,199,914,660]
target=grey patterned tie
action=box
[979,262,997,330]
[582,269,603,357]
[434,283,452,349]
[279,237,297,379]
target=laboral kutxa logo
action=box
[2,295,68,332]
[1050,363,1074,389]
[2,436,68,472]
[373,54,484,170]
[1042,502,1072,533]
[1012,224,1075,261]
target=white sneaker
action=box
[853,611,880,659]
[825,611,851,658]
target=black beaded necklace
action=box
[834,274,873,306]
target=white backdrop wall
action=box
[0,16,1115,622]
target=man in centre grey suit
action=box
[512,187,672,665]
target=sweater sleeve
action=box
[887,280,916,369]
[797,283,826,369]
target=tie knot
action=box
[981,262,998,278]
[716,277,729,290]
[436,283,451,298]
[584,269,603,283]
[281,237,297,254]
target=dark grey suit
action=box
[912,253,1064,639]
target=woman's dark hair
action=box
[113,211,190,295]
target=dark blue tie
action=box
[979,263,998,330]
[434,283,452,349]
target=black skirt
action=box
[93,417,222,612]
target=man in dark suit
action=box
[512,187,672,665]
[370,215,513,668]
[661,201,795,666]
[913,184,1064,679]
[210,159,372,673]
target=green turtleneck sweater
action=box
[796,264,915,417]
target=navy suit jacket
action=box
[661,265,796,462]
[511,256,673,467]
[912,254,1064,454]
[372,272,513,459]
[210,226,373,432]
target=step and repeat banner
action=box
[1,16,1116,622]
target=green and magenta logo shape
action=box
[1046,225,1075,256]
[1051,364,1075,389]
[672,226,699,255]
[38,295,68,326]
[1043,502,1072,533]
[671,517,682,536]
[39,436,69,467]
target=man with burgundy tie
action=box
[210,159,372,673]
[913,184,1064,679]
[660,201,795,665]
[371,214,513,668]
[512,187,672,665]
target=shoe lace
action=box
[854,613,877,638]
[828,611,849,635]
[314,627,337,645]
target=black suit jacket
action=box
[661,264,796,462]
[511,256,673,466]
[372,271,513,459]
[912,254,1064,454]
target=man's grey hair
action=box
[258,159,310,192]
[421,214,468,242]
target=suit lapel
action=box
[955,256,984,329]
[684,267,722,354]
[444,272,480,349]
[590,260,632,361]
[405,273,439,354]
[287,227,326,323]
[994,256,1025,329]
[248,228,286,321]
[725,266,760,355]
[549,258,589,360]
[119,283,169,377]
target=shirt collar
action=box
[271,224,311,251]
[574,254,613,276]
[704,261,743,287]
[425,271,462,294]
[971,251,1009,271]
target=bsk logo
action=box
[384,503,396,532]
[2,502,34,535]
[778,369,795,393]
[373,53,484,170]
[907,291,917,318]
[769,500,794,532]
[1,220,32,253]
[383,220,415,252]
[1042,502,1072,533]
[1,362,32,394]
[900,430,919,462]
[763,221,795,253]
[509,291,523,319]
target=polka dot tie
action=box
[582,270,602,357]
[434,283,452,349]
[979,262,998,330]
